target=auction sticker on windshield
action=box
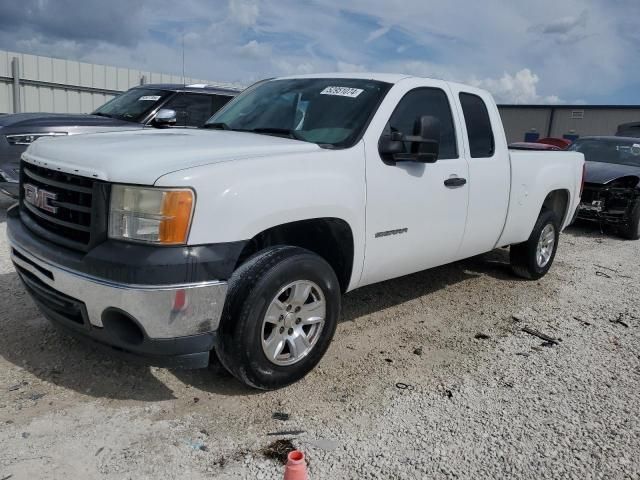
[138,95,161,101]
[320,86,364,98]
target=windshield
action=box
[92,88,172,122]
[569,138,640,167]
[206,78,392,148]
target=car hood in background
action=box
[23,128,323,185]
[0,112,137,130]
[584,161,640,185]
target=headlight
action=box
[6,132,68,145]
[608,177,639,189]
[109,185,194,245]
[0,167,19,183]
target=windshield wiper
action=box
[203,122,232,130]
[249,127,301,140]
[202,124,306,142]
[93,112,112,118]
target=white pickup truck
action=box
[7,73,584,389]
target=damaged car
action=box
[570,136,640,239]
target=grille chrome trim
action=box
[22,200,92,232]
[19,161,107,251]
[23,166,93,194]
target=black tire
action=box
[510,208,560,280]
[619,200,640,240]
[215,246,341,390]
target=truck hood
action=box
[0,112,135,130]
[584,161,640,185]
[23,128,323,184]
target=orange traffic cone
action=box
[283,450,308,480]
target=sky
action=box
[0,0,639,104]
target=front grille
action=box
[19,162,108,251]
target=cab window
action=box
[385,88,458,159]
[459,93,495,158]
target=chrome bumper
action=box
[10,243,228,339]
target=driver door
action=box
[359,83,470,287]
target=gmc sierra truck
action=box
[7,73,584,390]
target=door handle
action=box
[444,177,467,187]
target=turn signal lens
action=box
[158,190,194,244]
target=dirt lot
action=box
[1,195,639,479]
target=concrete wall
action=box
[0,50,239,114]
[499,105,640,143]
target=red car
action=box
[509,142,563,151]
[537,137,572,149]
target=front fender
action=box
[155,145,366,284]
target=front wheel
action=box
[215,246,341,390]
[510,208,560,280]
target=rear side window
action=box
[163,93,231,127]
[211,95,234,115]
[459,93,495,158]
[387,88,458,159]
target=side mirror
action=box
[153,109,177,128]
[378,130,404,157]
[378,115,441,164]
[404,115,440,163]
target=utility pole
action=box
[11,57,21,113]
[182,33,186,86]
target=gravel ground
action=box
[0,193,639,479]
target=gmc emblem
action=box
[23,183,58,214]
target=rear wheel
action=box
[619,200,640,240]
[215,246,341,390]
[510,208,560,280]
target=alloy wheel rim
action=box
[261,280,326,366]
[536,223,556,268]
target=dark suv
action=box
[0,84,239,198]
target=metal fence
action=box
[0,49,239,115]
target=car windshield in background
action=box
[569,138,640,167]
[92,88,172,122]
[206,78,392,148]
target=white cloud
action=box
[336,61,367,72]
[383,60,564,104]
[2,0,639,103]
[535,10,588,35]
[235,39,271,58]
[272,58,318,76]
[366,26,390,43]
[470,69,563,104]
[228,0,259,27]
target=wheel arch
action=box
[235,217,355,293]
[542,189,571,226]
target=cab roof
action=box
[274,72,490,97]
[134,83,241,96]
[277,72,413,83]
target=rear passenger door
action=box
[360,80,470,287]
[451,88,511,259]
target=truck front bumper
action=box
[7,209,230,369]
